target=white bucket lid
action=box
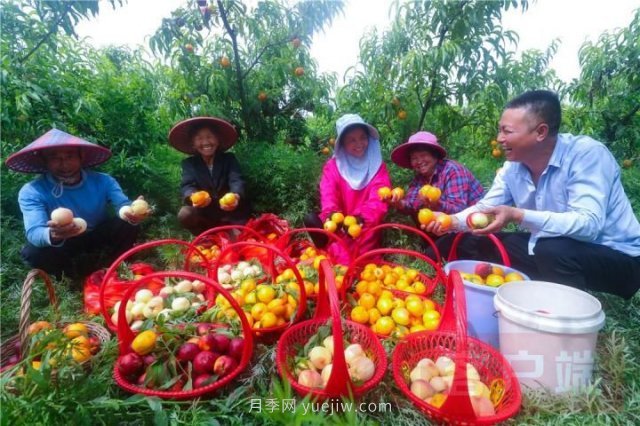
[494,281,606,334]
[444,260,530,293]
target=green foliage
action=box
[567,8,640,159]
[148,0,342,141]
[234,141,324,225]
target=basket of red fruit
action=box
[113,270,253,399]
[276,259,387,400]
[391,271,522,425]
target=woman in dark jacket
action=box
[169,117,251,235]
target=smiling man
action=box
[429,90,640,299]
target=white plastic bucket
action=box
[494,281,605,393]
[444,260,529,349]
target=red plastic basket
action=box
[357,222,442,264]
[211,241,307,341]
[100,239,210,332]
[275,227,350,264]
[391,271,522,425]
[113,270,253,400]
[276,259,387,400]
[447,233,510,265]
[186,225,268,270]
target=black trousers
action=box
[438,232,640,300]
[21,217,140,280]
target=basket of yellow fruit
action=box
[443,233,530,348]
[392,271,522,425]
[1,270,110,379]
[345,248,447,339]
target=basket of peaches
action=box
[113,271,253,399]
[0,270,110,389]
[276,259,387,399]
[208,241,308,342]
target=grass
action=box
[2,165,640,425]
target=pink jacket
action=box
[319,158,391,264]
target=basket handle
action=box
[438,270,476,418]
[447,232,511,267]
[212,241,307,326]
[18,269,58,362]
[101,239,209,330]
[357,223,441,264]
[342,247,447,299]
[274,227,351,260]
[116,271,253,357]
[315,259,352,396]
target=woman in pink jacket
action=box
[304,114,391,264]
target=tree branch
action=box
[242,37,291,80]
[19,2,74,64]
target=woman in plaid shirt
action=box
[390,131,484,219]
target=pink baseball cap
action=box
[390,131,447,169]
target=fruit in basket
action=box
[348,355,375,382]
[118,352,144,378]
[50,207,74,225]
[194,373,215,389]
[194,350,218,374]
[473,262,493,279]
[309,346,332,370]
[485,274,505,287]
[471,396,496,416]
[28,320,53,335]
[177,342,200,362]
[63,322,88,338]
[467,212,492,230]
[298,369,323,388]
[504,271,524,282]
[411,379,436,399]
[228,337,244,360]
[131,330,158,355]
[435,356,455,376]
[214,355,238,377]
[323,220,337,233]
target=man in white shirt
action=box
[430,90,640,299]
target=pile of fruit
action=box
[408,356,496,417]
[216,261,265,290]
[455,263,524,288]
[111,278,208,329]
[350,285,441,337]
[6,321,102,370]
[208,281,299,331]
[293,328,375,389]
[189,243,222,263]
[276,247,347,296]
[322,212,362,238]
[354,263,431,295]
[116,323,246,391]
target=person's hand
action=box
[471,206,523,235]
[220,193,239,211]
[120,196,150,224]
[421,213,460,236]
[48,219,83,241]
[388,194,404,209]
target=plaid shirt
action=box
[399,159,484,215]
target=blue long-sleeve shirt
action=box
[18,170,131,247]
[454,133,640,256]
